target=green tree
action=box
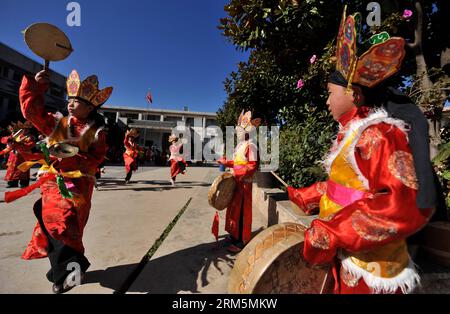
[218,0,449,190]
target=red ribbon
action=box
[4,173,55,203]
[211,211,219,242]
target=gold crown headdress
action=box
[8,121,33,133]
[237,110,261,131]
[66,70,113,107]
[335,6,406,91]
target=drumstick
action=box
[44,60,49,72]
[270,171,289,188]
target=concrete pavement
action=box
[0,165,241,294]
[127,168,266,294]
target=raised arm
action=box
[19,72,58,136]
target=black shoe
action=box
[51,270,85,294]
[6,182,19,188]
[19,180,29,188]
[227,244,242,253]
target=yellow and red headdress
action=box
[237,110,261,131]
[66,70,113,107]
[335,6,406,90]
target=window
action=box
[103,112,116,122]
[206,119,217,127]
[8,99,19,111]
[12,71,22,82]
[123,113,139,119]
[50,87,64,98]
[1,66,8,78]
[165,116,181,122]
[186,117,194,126]
[146,115,160,121]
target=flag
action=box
[211,211,219,242]
[146,90,153,104]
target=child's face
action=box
[326,83,357,121]
[67,98,94,119]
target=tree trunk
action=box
[408,0,441,158]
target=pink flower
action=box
[296,79,304,89]
[402,9,413,20]
[310,54,317,64]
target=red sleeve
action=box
[19,75,56,136]
[303,124,433,264]
[224,160,234,168]
[15,136,35,152]
[288,182,327,215]
[1,136,10,145]
[218,156,234,168]
[0,147,11,156]
[124,134,133,149]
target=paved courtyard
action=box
[0,165,266,294]
[1,165,449,294]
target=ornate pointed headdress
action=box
[8,121,33,133]
[335,6,406,91]
[127,128,140,138]
[66,70,113,107]
[168,134,179,143]
[236,110,261,131]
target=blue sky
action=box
[0,0,249,112]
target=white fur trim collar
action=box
[322,108,409,189]
[340,253,421,294]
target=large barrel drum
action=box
[228,222,333,294]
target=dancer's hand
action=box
[35,70,50,85]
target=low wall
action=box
[252,180,317,229]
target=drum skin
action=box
[24,23,73,61]
[228,222,332,294]
[208,173,236,211]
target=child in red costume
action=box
[1,121,35,188]
[287,8,437,294]
[218,111,260,253]
[123,128,143,184]
[168,134,187,186]
[15,69,112,293]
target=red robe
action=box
[169,143,187,178]
[288,107,433,294]
[19,75,107,260]
[221,141,258,245]
[1,134,35,181]
[123,134,142,173]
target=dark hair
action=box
[89,108,106,128]
[356,83,389,108]
[328,71,390,108]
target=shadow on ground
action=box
[84,228,264,294]
[85,239,235,294]
[94,179,211,192]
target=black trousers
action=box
[125,171,133,181]
[7,179,29,187]
[33,199,90,285]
